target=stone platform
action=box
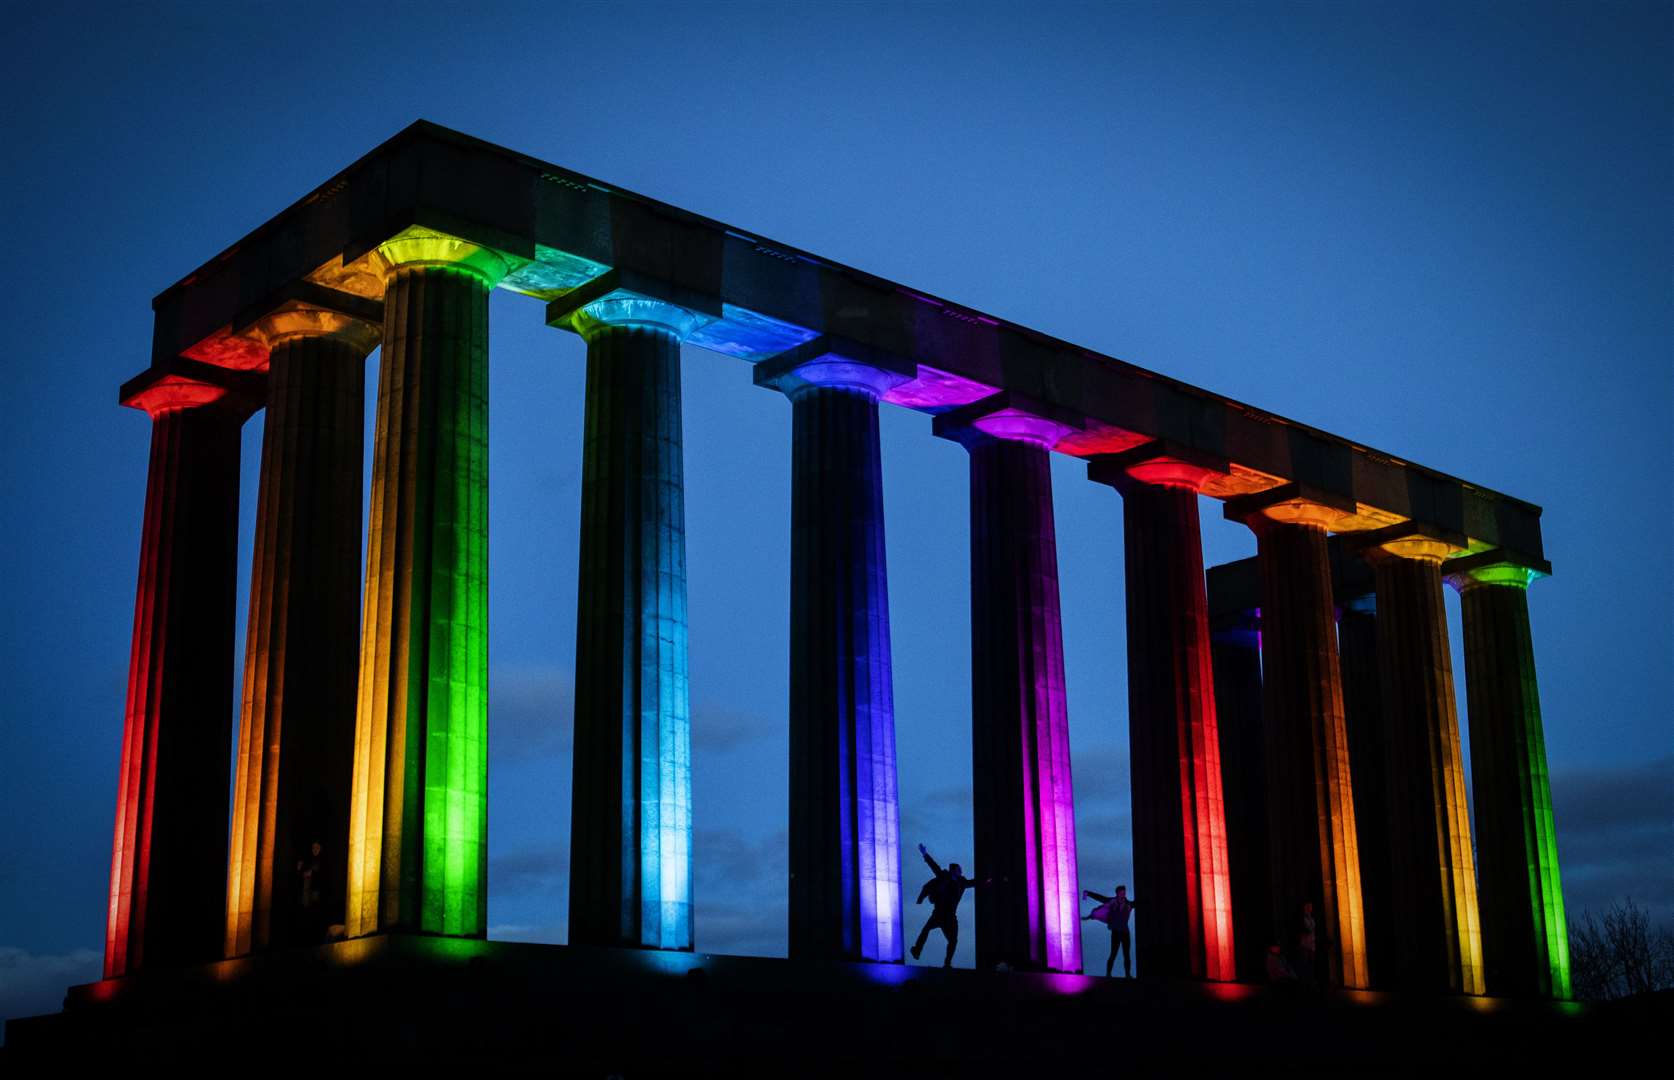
[4,935,1650,1070]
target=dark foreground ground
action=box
[4,936,1661,1072]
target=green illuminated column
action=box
[548,288,707,951]
[225,305,377,956]
[1447,552,1570,998]
[346,231,507,938]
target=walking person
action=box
[1083,884,1137,977]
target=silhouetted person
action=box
[1082,884,1137,977]
[910,843,986,967]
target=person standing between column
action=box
[1083,884,1138,977]
[910,844,988,968]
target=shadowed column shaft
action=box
[1338,602,1394,987]
[1210,615,1271,982]
[348,266,490,937]
[969,438,1081,973]
[570,326,692,950]
[1253,521,1367,988]
[787,385,902,962]
[1373,554,1484,994]
[1121,483,1234,980]
[107,402,247,977]
[225,337,366,955]
[1458,580,1569,998]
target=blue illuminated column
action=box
[934,393,1083,973]
[758,340,911,963]
[549,288,709,950]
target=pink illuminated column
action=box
[107,365,259,977]
[1090,442,1235,981]
[934,394,1082,973]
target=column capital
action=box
[1444,548,1553,592]
[753,335,916,400]
[546,268,719,343]
[1088,439,1230,494]
[120,360,263,420]
[376,226,512,287]
[234,281,384,354]
[931,390,1082,450]
[1349,521,1473,566]
[1224,482,1370,533]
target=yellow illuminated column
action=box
[224,306,378,956]
[1363,532,1485,995]
[347,229,508,938]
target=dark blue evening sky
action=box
[2,0,1669,1023]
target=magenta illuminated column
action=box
[1089,442,1235,981]
[934,393,1082,973]
[107,365,259,977]
[757,339,913,963]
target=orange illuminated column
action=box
[106,365,260,977]
[1446,550,1570,999]
[1089,442,1234,981]
[347,230,508,939]
[1224,486,1368,989]
[224,296,380,957]
[1357,525,1485,994]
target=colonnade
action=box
[106,234,1569,999]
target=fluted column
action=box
[935,401,1081,973]
[551,291,706,951]
[107,369,256,977]
[1090,445,1233,981]
[1447,553,1569,998]
[1209,607,1271,982]
[1336,594,1395,988]
[759,346,910,962]
[224,307,377,956]
[1225,492,1367,988]
[1363,533,1484,994]
[347,230,506,938]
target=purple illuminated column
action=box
[758,343,910,962]
[934,397,1082,973]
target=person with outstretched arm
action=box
[909,843,988,968]
[1083,884,1137,977]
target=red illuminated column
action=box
[1224,488,1368,989]
[1090,443,1234,981]
[107,367,258,978]
[224,306,378,957]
